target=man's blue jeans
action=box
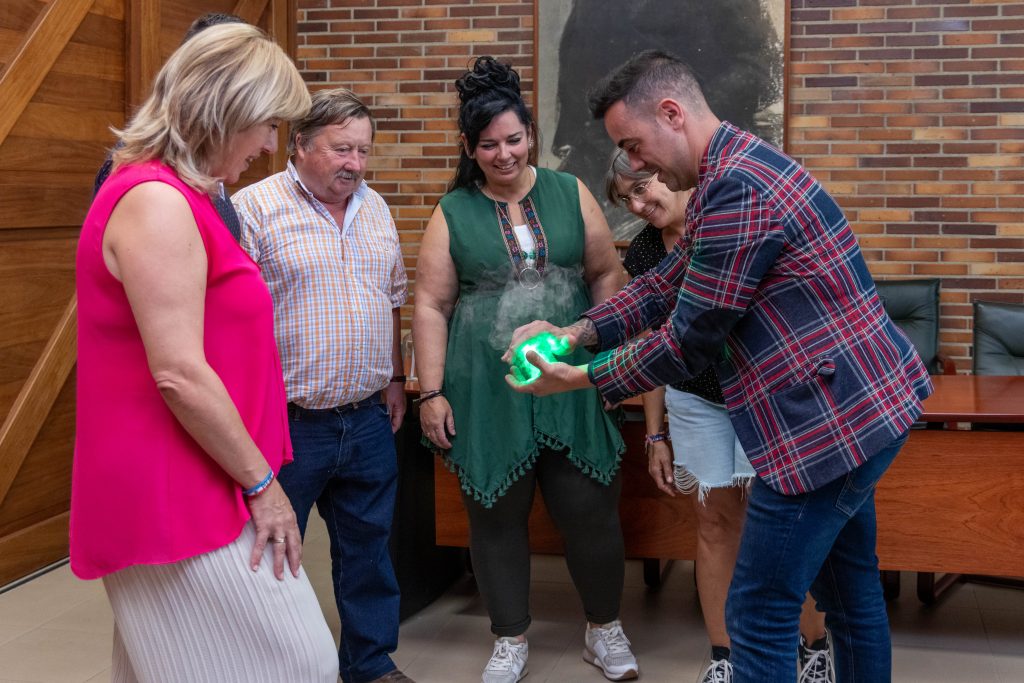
[281,400,400,683]
[727,432,908,683]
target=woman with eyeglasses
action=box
[606,149,835,683]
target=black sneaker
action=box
[798,632,835,683]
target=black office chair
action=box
[969,301,1024,435]
[974,300,1024,376]
[875,278,956,376]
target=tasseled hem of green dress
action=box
[428,426,625,509]
[441,447,539,509]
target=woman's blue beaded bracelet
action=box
[644,431,670,447]
[243,470,274,497]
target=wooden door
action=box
[0,0,296,587]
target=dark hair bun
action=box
[456,56,521,105]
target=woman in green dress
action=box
[413,57,637,683]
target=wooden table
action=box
[875,375,1024,601]
[429,375,1024,594]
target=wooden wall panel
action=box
[0,0,96,146]
[90,0,126,21]
[0,513,70,587]
[0,0,299,588]
[13,103,122,143]
[34,72,123,111]
[0,234,77,419]
[0,137,112,174]
[0,2,46,40]
[0,172,97,230]
[0,0,117,585]
[0,0,125,231]
[0,380,75,540]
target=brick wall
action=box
[790,0,1024,368]
[296,0,535,328]
[298,0,1024,370]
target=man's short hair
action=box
[289,88,376,154]
[588,50,709,120]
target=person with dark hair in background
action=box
[181,11,247,40]
[233,88,412,683]
[93,12,246,239]
[413,56,636,683]
[606,149,835,683]
[506,50,931,683]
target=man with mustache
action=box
[233,88,413,683]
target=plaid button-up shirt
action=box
[586,122,932,494]
[234,161,407,409]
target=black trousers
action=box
[462,448,625,636]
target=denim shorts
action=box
[664,386,755,499]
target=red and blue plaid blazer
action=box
[586,122,933,495]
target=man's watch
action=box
[390,375,407,383]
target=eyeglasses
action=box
[616,179,652,207]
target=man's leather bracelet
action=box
[414,389,444,405]
[390,375,407,383]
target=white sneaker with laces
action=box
[482,637,528,683]
[698,658,733,683]
[583,620,639,681]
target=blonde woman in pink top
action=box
[73,24,337,682]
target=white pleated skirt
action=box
[102,522,338,683]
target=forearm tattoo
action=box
[568,317,598,348]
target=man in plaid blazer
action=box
[506,51,932,683]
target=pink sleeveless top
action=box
[71,161,293,579]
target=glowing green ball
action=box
[509,332,571,384]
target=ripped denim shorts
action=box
[664,386,754,502]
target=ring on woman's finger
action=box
[270,537,286,544]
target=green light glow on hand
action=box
[509,332,572,384]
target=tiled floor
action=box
[2,514,1023,682]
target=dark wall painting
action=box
[536,0,787,241]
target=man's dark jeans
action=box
[282,400,400,683]
[727,432,908,682]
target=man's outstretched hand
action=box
[504,350,592,396]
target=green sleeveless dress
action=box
[436,167,624,507]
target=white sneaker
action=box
[699,658,733,683]
[583,620,639,680]
[482,637,528,683]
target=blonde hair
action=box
[113,23,311,193]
